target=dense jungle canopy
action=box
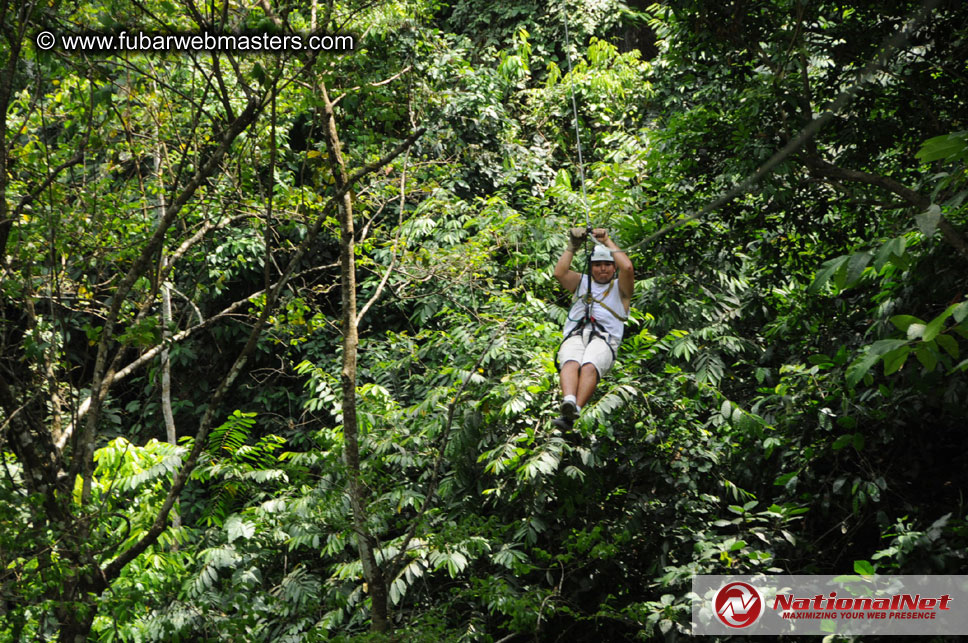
[2,0,968,640]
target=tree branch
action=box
[101,123,425,584]
[357,146,410,324]
[55,258,339,452]
[71,93,265,506]
[10,149,86,222]
[804,156,968,258]
[625,0,943,252]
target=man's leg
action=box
[575,337,614,409]
[559,360,580,398]
[556,335,586,423]
[558,359,581,423]
[576,362,599,408]
[555,335,593,429]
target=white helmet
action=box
[590,245,614,263]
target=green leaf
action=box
[847,340,907,387]
[774,472,797,486]
[915,205,941,237]
[907,323,927,340]
[555,168,572,189]
[389,577,407,605]
[890,315,925,332]
[916,344,938,371]
[832,257,850,289]
[953,302,968,324]
[874,237,907,272]
[882,346,910,375]
[916,131,968,163]
[846,352,880,388]
[871,339,910,356]
[225,515,255,542]
[809,255,848,293]
[854,559,875,576]
[923,320,944,343]
[832,435,852,450]
[846,251,871,286]
[923,303,960,342]
[936,334,959,358]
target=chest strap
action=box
[577,279,628,322]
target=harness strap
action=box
[575,277,629,322]
[564,315,608,340]
[555,316,617,372]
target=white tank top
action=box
[563,275,627,341]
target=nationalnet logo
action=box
[773,590,951,620]
[714,581,764,628]
[693,575,968,635]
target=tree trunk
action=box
[56,604,96,643]
[153,98,181,534]
[319,79,391,633]
[55,573,105,643]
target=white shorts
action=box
[557,329,620,378]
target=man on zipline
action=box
[552,227,634,431]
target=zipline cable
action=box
[561,1,598,328]
[561,1,591,232]
[622,0,942,253]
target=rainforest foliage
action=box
[2,0,968,640]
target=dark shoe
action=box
[560,399,578,421]
[551,416,574,431]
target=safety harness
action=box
[574,277,628,326]
[555,252,627,371]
